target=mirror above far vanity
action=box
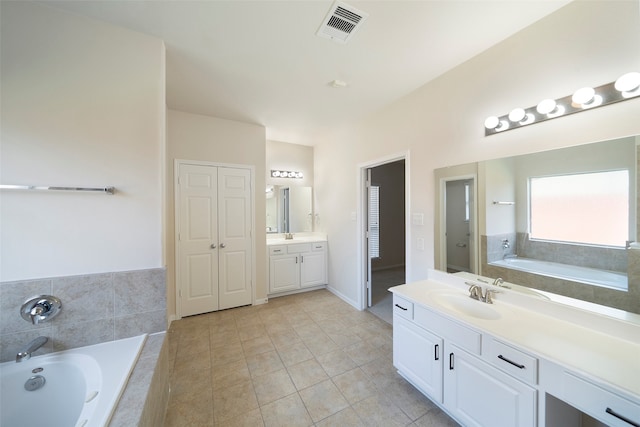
[266,185,313,234]
[435,135,640,314]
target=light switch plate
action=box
[412,213,424,226]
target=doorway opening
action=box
[437,175,478,275]
[364,159,406,324]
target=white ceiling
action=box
[44,0,571,145]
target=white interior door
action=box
[217,167,252,310]
[178,164,219,316]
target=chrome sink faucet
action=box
[16,336,48,363]
[467,283,501,304]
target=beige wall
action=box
[0,2,166,281]
[314,0,640,307]
[166,109,266,318]
[266,140,314,187]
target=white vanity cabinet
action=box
[392,274,640,427]
[393,294,536,427]
[445,342,536,427]
[269,241,327,295]
[393,297,443,402]
[561,372,640,427]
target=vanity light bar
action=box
[484,71,640,136]
[271,170,304,179]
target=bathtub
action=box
[0,334,147,427]
[489,257,627,290]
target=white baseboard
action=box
[327,285,361,311]
[254,298,269,305]
[268,285,326,299]
[167,314,178,327]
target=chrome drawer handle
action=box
[394,304,408,311]
[498,354,526,369]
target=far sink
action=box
[429,291,502,320]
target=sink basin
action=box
[510,286,551,300]
[429,291,502,320]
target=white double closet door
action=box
[177,163,253,317]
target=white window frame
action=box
[528,169,629,248]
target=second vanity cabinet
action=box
[269,241,327,294]
[393,294,536,427]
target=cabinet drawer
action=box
[311,242,326,251]
[269,245,287,255]
[563,372,640,427]
[414,305,481,355]
[486,338,538,385]
[393,295,414,320]
[287,243,312,254]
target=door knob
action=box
[220,243,226,248]
[210,244,217,249]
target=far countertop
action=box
[266,233,327,245]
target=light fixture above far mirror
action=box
[271,169,303,179]
[485,71,640,136]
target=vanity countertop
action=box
[390,271,640,399]
[266,234,327,245]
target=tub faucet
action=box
[16,336,48,363]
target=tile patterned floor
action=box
[165,289,459,427]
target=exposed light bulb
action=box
[536,98,565,118]
[508,108,526,123]
[484,116,500,130]
[572,87,602,108]
[536,99,556,115]
[615,72,640,97]
[272,170,280,177]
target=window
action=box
[369,185,380,258]
[529,170,629,247]
[464,181,471,222]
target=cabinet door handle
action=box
[301,255,304,263]
[449,353,454,370]
[295,256,298,264]
[434,344,439,361]
[394,304,407,311]
[497,354,525,369]
[606,408,640,427]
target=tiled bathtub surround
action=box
[481,237,640,314]
[484,233,517,264]
[0,268,166,362]
[110,332,170,427]
[515,232,627,272]
[485,233,627,272]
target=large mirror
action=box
[266,185,313,233]
[435,135,640,314]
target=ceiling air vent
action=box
[317,1,368,44]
